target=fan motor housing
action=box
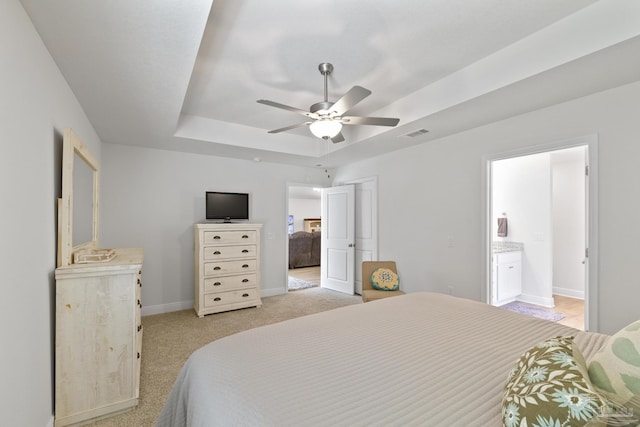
[310,101,334,115]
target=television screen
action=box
[206,192,249,222]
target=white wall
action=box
[333,80,640,335]
[100,144,331,313]
[492,153,553,306]
[0,1,102,425]
[551,148,586,298]
[288,198,321,232]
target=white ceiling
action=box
[20,0,640,168]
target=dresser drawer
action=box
[203,245,256,260]
[204,259,257,276]
[203,230,257,245]
[204,274,257,293]
[204,288,260,308]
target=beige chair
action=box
[361,261,405,302]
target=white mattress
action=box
[157,292,608,427]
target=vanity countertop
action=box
[492,241,524,253]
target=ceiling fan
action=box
[257,63,400,143]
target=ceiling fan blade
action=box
[341,116,400,127]
[331,86,371,115]
[331,132,345,143]
[268,122,312,134]
[257,99,316,118]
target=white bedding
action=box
[157,292,608,427]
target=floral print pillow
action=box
[370,268,399,291]
[502,336,609,427]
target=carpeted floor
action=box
[86,287,361,426]
[500,301,566,322]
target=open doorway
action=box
[286,185,322,291]
[487,142,592,330]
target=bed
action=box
[157,292,610,426]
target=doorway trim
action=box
[481,134,599,331]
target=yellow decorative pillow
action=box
[370,268,399,291]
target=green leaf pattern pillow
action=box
[588,320,640,412]
[502,336,609,427]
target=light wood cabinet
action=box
[54,247,144,426]
[194,223,262,317]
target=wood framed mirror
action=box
[57,128,100,267]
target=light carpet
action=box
[501,301,566,322]
[86,287,361,427]
[288,276,319,291]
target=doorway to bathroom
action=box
[485,135,598,331]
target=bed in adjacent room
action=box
[156,292,622,426]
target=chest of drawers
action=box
[194,223,262,317]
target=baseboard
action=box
[141,300,193,316]
[141,288,289,316]
[261,287,286,298]
[552,287,585,299]
[517,293,555,308]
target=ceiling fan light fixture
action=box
[310,120,342,139]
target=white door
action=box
[321,184,355,294]
[349,178,377,295]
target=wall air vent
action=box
[404,128,430,138]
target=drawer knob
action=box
[213,266,221,271]
[213,235,221,240]
[242,278,249,283]
[242,264,249,268]
[214,297,221,302]
[137,352,140,359]
[242,293,249,298]
[242,235,249,239]
[137,299,141,307]
[213,251,221,255]
[137,324,142,332]
[213,282,221,286]
[242,249,249,253]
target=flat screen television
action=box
[206,191,249,222]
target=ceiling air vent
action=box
[404,128,430,138]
